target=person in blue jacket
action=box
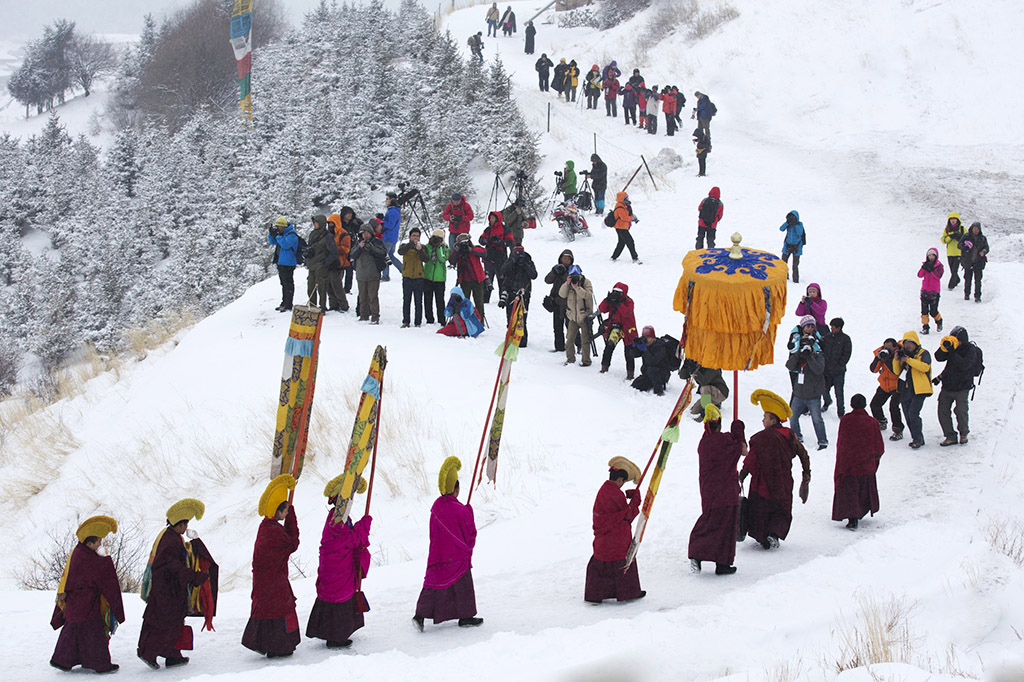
[779,210,805,284]
[438,286,485,338]
[268,216,299,312]
[381,192,402,282]
[694,91,715,141]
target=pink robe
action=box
[315,514,371,603]
[423,495,476,589]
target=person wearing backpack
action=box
[779,210,805,283]
[350,225,388,324]
[940,212,965,290]
[610,192,640,263]
[934,325,981,446]
[631,326,679,396]
[694,91,716,141]
[696,187,724,249]
[958,221,990,302]
[693,127,711,177]
[468,32,484,62]
[268,217,300,312]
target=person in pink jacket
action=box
[917,247,944,335]
[305,497,371,649]
[794,283,828,335]
[413,457,483,630]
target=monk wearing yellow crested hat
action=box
[49,516,125,673]
[739,390,811,550]
[138,498,214,670]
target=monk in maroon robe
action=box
[50,539,125,673]
[832,394,884,529]
[688,415,745,575]
[585,463,644,603]
[137,522,211,669]
[242,501,301,657]
[740,408,811,549]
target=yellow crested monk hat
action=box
[323,473,367,500]
[259,474,297,517]
[76,515,118,543]
[166,498,205,526]
[703,403,722,423]
[750,389,792,422]
[607,456,641,484]
[438,456,461,495]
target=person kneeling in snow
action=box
[585,457,645,603]
[437,286,485,338]
[631,325,680,395]
[414,457,483,630]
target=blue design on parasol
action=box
[694,248,778,280]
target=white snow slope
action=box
[3,1,1024,680]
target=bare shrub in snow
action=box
[832,593,917,672]
[691,3,740,39]
[17,520,147,593]
[557,7,600,29]
[986,517,1024,566]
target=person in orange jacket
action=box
[610,192,640,263]
[869,339,905,440]
[327,214,351,312]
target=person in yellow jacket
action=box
[610,192,640,263]
[896,331,932,449]
[565,60,580,103]
[940,212,965,290]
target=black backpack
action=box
[604,210,617,227]
[295,235,308,265]
[662,335,681,370]
[708,100,718,117]
[699,197,720,227]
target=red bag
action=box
[175,625,194,651]
[524,217,537,230]
[355,590,371,613]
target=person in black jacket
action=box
[934,325,979,446]
[552,58,568,97]
[535,54,553,91]
[958,221,990,302]
[307,215,340,313]
[543,249,574,352]
[785,331,829,450]
[498,246,537,347]
[586,154,608,216]
[524,20,536,54]
[631,326,677,395]
[339,207,363,294]
[821,317,853,417]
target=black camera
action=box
[799,342,814,356]
[570,273,582,285]
[554,170,563,179]
[553,263,567,276]
[394,181,420,207]
[877,348,892,361]
[457,241,470,252]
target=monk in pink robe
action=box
[832,394,884,529]
[306,513,372,648]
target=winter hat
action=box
[750,389,792,422]
[451,192,461,201]
[591,64,598,70]
[431,229,444,239]
[438,456,461,495]
[76,516,118,543]
[799,315,816,329]
[806,284,820,297]
[612,282,628,294]
[642,325,656,337]
[703,403,722,423]
[969,221,982,232]
[850,394,867,410]
[708,186,721,199]
[274,216,289,228]
[456,233,470,243]
[559,57,566,63]
[166,498,205,525]
[258,474,296,518]
[312,214,327,227]
[568,264,582,276]
[607,456,640,483]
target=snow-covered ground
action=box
[4,1,1024,680]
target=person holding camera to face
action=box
[423,230,451,326]
[869,339,906,440]
[480,211,513,303]
[598,283,638,379]
[349,226,388,324]
[380,192,402,282]
[448,234,488,324]
[268,217,299,312]
[497,245,537,346]
[544,249,575,352]
[560,265,594,367]
[442,193,475,251]
[785,322,829,450]
[780,211,806,283]
[895,331,933,449]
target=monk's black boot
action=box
[166,656,189,667]
[49,661,72,672]
[458,617,484,627]
[715,564,737,575]
[327,640,352,649]
[412,615,425,632]
[138,656,159,670]
[689,558,701,573]
[846,518,859,530]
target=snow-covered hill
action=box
[4,1,1024,680]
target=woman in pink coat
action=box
[917,247,944,335]
[794,283,828,334]
[413,457,483,630]
[305,506,371,649]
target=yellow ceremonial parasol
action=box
[673,233,789,415]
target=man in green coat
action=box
[501,199,528,246]
[559,160,577,201]
[423,229,451,325]
[307,215,339,311]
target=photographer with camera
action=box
[380,192,401,282]
[869,338,906,440]
[785,325,829,450]
[501,196,528,246]
[559,265,594,367]
[442,193,475,251]
[680,359,729,421]
[917,248,945,334]
[306,214,340,313]
[558,161,577,202]
[780,211,806,283]
[610,192,640,263]
[603,72,621,118]
[423,230,450,326]
[397,227,429,328]
[958,221,990,302]
[480,211,513,303]
[584,154,608,216]
[584,65,601,110]
[544,249,574,352]
[498,245,537,346]
[598,283,638,379]
[338,207,363,294]
[448,234,488,324]
[895,331,933,449]
[326,214,350,312]
[795,283,827,334]
[631,326,680,396]
[268,216,299,312]
[934,326,982,446]
[349,225,388,324]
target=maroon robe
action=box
[50,543,125,672]
[138,529,209,662]
[585,480,643,602]
[688,420,745,566]
[242,510,300,655]
[832,408,884,521]
[743,425,805,543]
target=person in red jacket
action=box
[602,75,620,118]
[598,282,638,379]
[479,211,513,303]
[585,456,644,603]
[832,394,884,529]
[688,406,745,575]
[659,85,678,136]
[242,475,301,658]
[449,233,488,323]
[696,186,724,249]
[442,193,475,250]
